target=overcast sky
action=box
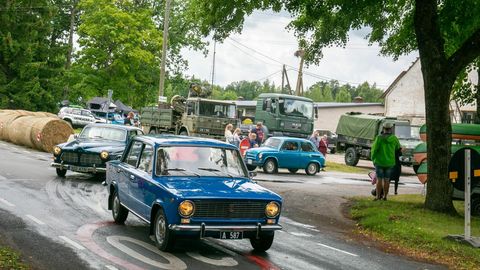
[181,11,419,90]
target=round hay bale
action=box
[30,118,73,152]
[0,113,26,141]
[12,110,57,118]
[7,116,36,148]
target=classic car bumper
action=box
[169,223,282,238]
[51,162,106,173]
[245,158,263,167]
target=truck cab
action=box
[255,93,314,138]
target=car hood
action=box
[162,177,282,201]
[246,146,279,155]
[59,139,125,154]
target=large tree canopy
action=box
[190,0,480,214]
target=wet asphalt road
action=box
[0,140,445,270]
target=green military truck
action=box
[141,96,238,140]
[335,113,422,170]
[255,93,315,138]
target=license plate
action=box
[247,159,252,164]
[219,231,243,240]
[70,166,90,173]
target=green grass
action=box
[351,195,480,269]
[74,128,82,134]
[326,161,371,174]
[0,247,28,270]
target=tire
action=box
[288,168,298,174]
[64,118,73,128]
[153,208,175,251]
[246,165,257,171]
[263,159,277,174]
[413,164,420,174]
[345,147,359,166]
[56,168,67,177]
[330,148,336,154]
[472,196,480,217]
[250,232,274,252]
[305,163,318,176]
[112,190,129,224]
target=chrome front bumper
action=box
[169,223,282,238]
[51,162,106,173]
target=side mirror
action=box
[249,171,257,178]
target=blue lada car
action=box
[245,137,325,175]
[105,135,282,252]
[51,124,143,177]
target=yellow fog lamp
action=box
[178,200,195,218]
[100,151,110,160]
[265,201,280,218]
[53,146,62,156]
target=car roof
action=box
[134,135,238,149]
[83,123,141,131]
[267,136,311,143]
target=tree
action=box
[451,60,480,123]
[335,87,351,103]
[190,0,480,214]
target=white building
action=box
[314,102,384,131]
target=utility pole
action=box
[281,65,292,95]
[158,0,172,108]
[211,41,216,89]
[294,49,305,96]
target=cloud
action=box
[181,11,418,90]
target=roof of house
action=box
[381,58,420,99]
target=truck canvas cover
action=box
[336,114,384,140]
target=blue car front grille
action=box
[193,200,267,219]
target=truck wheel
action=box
[472,196,480,217]
[263,159,277,174]
[345,147,359,166]
[56,168,67,177]
[330,148,336,154]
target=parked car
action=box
[105,135,283,252]
[244,137,325,175]
[51,124,143,177]
[314,129,337,154]
[91,111,125,125]
[58,107,101,128]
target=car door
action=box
[133,144,154,218]
[299,141,321,168]
[119,140,143,214]
[277,140,300,168]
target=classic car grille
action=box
[193,200,267,219]
[61,152,78,163]
[245,152,256,160]
[80,153,102,165]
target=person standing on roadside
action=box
[309,130,320,149]
[318,135,328,157]
[371,122,401,201]
[232,128,242,147]
[224,123,234,145]
[250,122,265,146]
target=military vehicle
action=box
[255,93,315,138]
[141,86,237,140]
[335,113,422,170]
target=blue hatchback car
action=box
[105,135,282,252]
[245,137,325,175]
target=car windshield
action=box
[79,126,127,141]
[155,146,248,178]
[199,102,236,119]
[278,98,313,119]
[263,138,282,149]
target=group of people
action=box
[224,122,266,148]
[309,130,329,157]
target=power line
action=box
[226,39,282,67]
[255,69,284,82]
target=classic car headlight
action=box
[53,146,62,156]
[178,200,195,217]
[100,151,109,160]
[265,201,280,218]
[258,153,263,159]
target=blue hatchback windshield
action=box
[263,138,282,149]
[156,146,248,178]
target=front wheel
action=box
[305,163,318,176]
[112,190,129,224]
[56,168,67,177]
[154,208,176,251]
[345,147,359,166]
[250,232,274,252]
[246,165,257,171]
[263,159,277,174]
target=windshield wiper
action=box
[198,167,233,178]
[164,168,200,177]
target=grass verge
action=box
[326,161,370,174]
[0,246,28,270]
[350,194,480,270]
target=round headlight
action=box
[53,146,62,156]
[100,151,109,160]
[178,200,195,217]
[265,201,280,218]
[258,153,263,159]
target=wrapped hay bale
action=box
[7,116,37,148]
[30,117,73,152]
[0,113,26,141]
